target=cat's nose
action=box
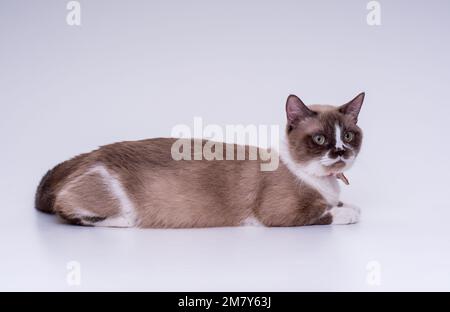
[330,148,345,158]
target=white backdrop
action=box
[1,0,450,291]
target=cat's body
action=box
[35,93,365,228]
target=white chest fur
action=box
[279,140,341,206]
[294,171,340,205]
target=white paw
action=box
[241,216,265,227]
[330,204,360,225]
[90,215,135,228]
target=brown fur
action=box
[35,93,364,228]
[287,105,363,168]
[36,139,330,227]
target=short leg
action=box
[328,203,360,225]
[314,213,333,225]
[54,164,137,227]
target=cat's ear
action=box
[286,95,315,129]
[339,92,365,124]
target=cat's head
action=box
[285,93,365,177]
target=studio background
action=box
[1,0,450,291]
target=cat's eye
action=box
[313,134,326,145]
[344,131,354,142]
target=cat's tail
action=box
[35,154,87,214]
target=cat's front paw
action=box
[330,203,360,225]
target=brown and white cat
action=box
[35,93,365,228]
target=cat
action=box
[35,93,364,228]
